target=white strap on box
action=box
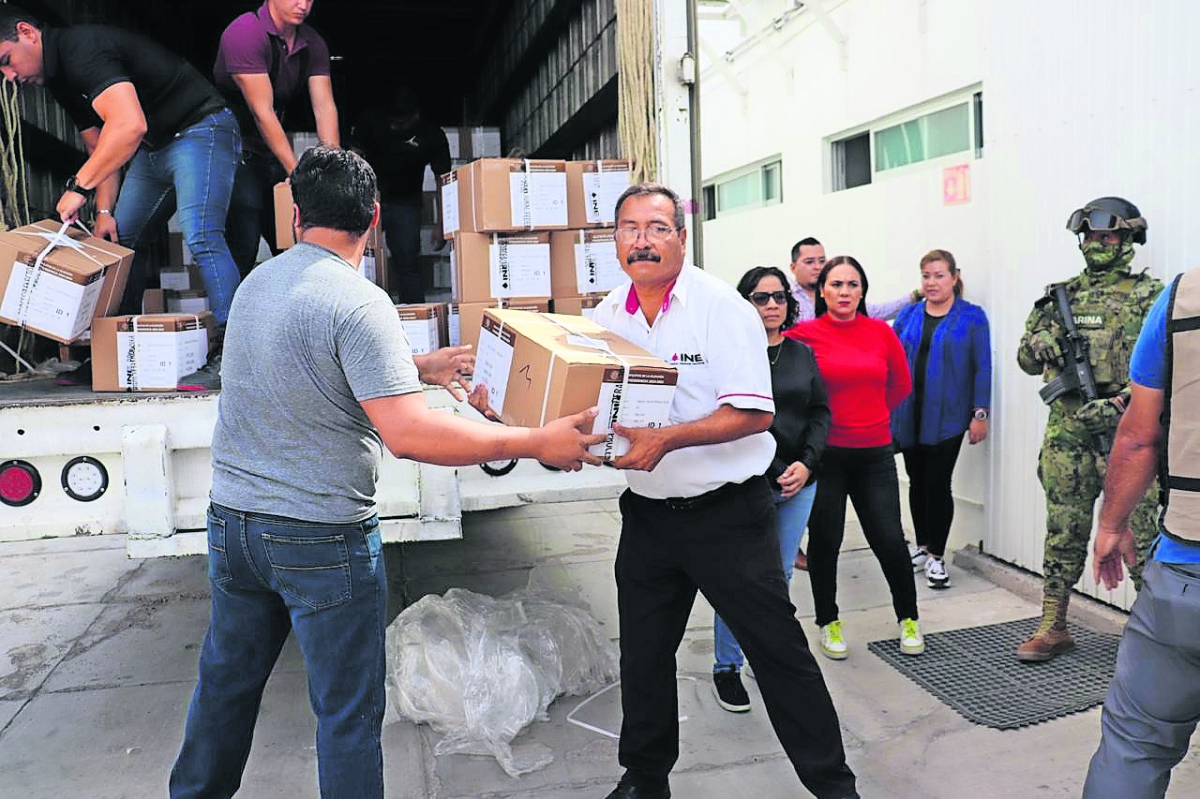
[11,220,107,326]
[521,159,534,229]
[125,315,142,392]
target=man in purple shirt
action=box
[215,0,340,276]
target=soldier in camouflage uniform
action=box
[1015,196,1163,662]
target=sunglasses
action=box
[749,291,788,307]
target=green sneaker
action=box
[820,620,848,660]
[900,618,925,656]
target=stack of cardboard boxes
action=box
[441,157,632,352]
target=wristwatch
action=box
[973,408,989,421]
[64,175,95,200]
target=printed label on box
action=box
[474,315,516,414]
[116,328,207,389]
[441,175,460,234]
[575,240,624,293]
[584,170,631,225]
[401,317,440,355]
[0,260,102,340]
[449,307,461,347]
[359,251,377,284]
[490,241,551,297]
[509,171,567,228]
[160,269,190,291]
[167,295,209,314]
[591,373,677,458]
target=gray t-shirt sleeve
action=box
[338,294,423,401]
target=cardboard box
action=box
[551,294,606,319]
[274,182,296,249]
[450,297,549,351]
[442,159,569,237]
[396,303,446,355]
[360,226,389,291]
[165,289,209,314]
[566,160,632,228]
[142,289,165,314]
[452,232,551,303]
[549,229,625,297]
[445,126,502,161]
[92,312,214,392]
[0,219,134,343]
[473,310,678,458]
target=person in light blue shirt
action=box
[1083,271,1200,799]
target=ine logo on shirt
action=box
[671,352,706,365]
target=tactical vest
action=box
[1163,270,1200,542]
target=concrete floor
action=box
[2,497,1200,798]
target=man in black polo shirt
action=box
[0,5,240,381]
[351,86,451,303]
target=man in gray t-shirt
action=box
[170,147,606,799]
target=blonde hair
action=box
[919,249,962,297]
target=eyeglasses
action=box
[749,291,789,307]
[1066,207,1144,235]
[615,224,678,244]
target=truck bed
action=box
[0,374,204,409]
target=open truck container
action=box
[0,0,700,555]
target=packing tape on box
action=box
[537,316,634,445]
[11,220,106,327]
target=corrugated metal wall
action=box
[469,0,620,158]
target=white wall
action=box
[699,0,1200,609]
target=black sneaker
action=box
[712,670,750,713]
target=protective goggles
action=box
[749,291,789,306]
[1066,207,1146,235]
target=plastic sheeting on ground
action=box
[385,584,619,777]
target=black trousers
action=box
[807,444,919,627]
[615,477,857,799]
[900,433,965,558]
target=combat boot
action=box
[1016,593,1076,662]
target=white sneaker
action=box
[910,545,929,572]
[925,556,950,589]
[820,620,848,660]
[899,618,925,656]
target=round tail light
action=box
[0,460,41,507]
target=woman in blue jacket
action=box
[891,250,991,589]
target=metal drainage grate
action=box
[867,617,1121,730]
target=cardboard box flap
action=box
[484,310,675,374]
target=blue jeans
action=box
[170,503,387,799]
[714,482,817,671]
[380,199,424,303]
[115,108,241,329]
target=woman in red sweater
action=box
[786,256,923,660]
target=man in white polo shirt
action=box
[593,184,859,799]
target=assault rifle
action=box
[1038,282,1112,453]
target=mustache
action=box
[627,248,661,265]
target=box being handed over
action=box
[91,313,214,392]
[472,309,678,459]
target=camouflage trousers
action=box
[1037,410,1158,597]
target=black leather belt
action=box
[634,476,761,512]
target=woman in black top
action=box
[710,266,831,713]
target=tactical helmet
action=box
[1066,196,1147,244]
